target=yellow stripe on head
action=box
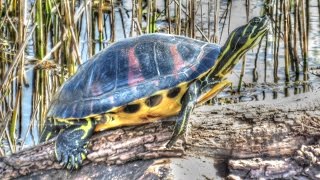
[207,15,269,79]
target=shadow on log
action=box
[1,91,320,179]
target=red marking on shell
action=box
[128,48,144,86]
[170,45,186,74]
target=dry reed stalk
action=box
[166,0,171,34]
[110,0,115,42]
[253,40,262,82]
[237,56,246,92]
[293,0,300,80]
[137,0,142,28]
[98,0,104,49]
[176,0,181,35]
[237,0,250,91]
[207,1,211,40]
[300,0,308,81]
[213,0,219,43]
[146,0,150,33]
[283,0,290,83]
[130,0,135,36]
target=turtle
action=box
[40,15,269,169]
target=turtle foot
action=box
[55,131,89,170]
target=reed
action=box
[264,34,268,83]
[219,0,232,43]
[213,0,219,42]
[110,0,115,41]
[300,0,308,81]
[237,0,250,92]
[273,0,280,83]
[166,0,171,34]
[237,56,246,92]
[283,0,290,83]
[253,40,262,82]
[293,0,300,80]
[175,0,181,35]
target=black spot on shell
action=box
[167,87,181,98]
[145,95,163,107]
[123,104,141,113]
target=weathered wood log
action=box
[227,145,320,179]
[187,90,320,158]
[0,122,184,179]
[1,91,320,179]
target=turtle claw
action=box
[61,153,69,167]
[55,143,88,169]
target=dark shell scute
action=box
[85,54,117,97]
[134,42,158,79]
[155,42,174,75]
[177,43,199,62]
[77,102,89,118]
[116,48,130,87]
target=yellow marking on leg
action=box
[45,132,52,141]
[178,109,189,135]
[75,118,93,139]
[55,118,75,125]
[197,80,231,105]
[54,141,59,160]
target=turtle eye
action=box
[252,17,260,24]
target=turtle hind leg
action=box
[55,118,95,169]
[166,80,201,148]
[40,117,60,142]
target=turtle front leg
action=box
[55,118,95,169]
[166,80,201,148]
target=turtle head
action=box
[209,15,270,78]
[225,15,270,52]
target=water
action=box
[215,0,320,103]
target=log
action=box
[227,145,320,179]
[187,89,320,158]
[0,122,183,179]
[1,91,320,179]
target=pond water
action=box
[216,0,320,103]
[7,0,320,152]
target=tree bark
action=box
[2,91,320,179]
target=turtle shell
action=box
[47,34,220,119]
